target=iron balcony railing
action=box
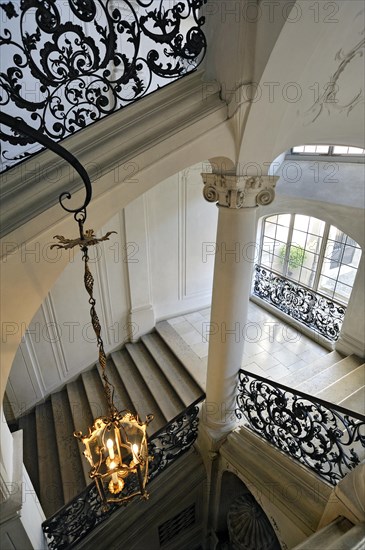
[235,369,365,486]
[0,0,207,172]
[42,397,204,549]
[253,264,346,341]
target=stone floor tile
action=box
[250,351,281,371]
[190,342,209,359]
[172,320,196,336]
[272,348,300,367]
[182,330,204,346]
[243,362,267,378]
[266,363,291,380]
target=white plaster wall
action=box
[146,162,218,320]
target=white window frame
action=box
[259,214,362,305]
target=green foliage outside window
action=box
[279,244,307,270]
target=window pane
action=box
[264,221,277,239]
[261,250,272,268]
[272,256,284,274]
[328,226,346,242]
[276,224,289,243]
[318,276,336,297]
[306,234,322,255]
[304,145,316,153]
[338,265,357,287]
[287,244,306,271]
[333,146,349,154]
[348,147,364,154]
[292,230,307,248]
[315,145,330,153]
[308,218,325,237]
[274,241,286,257]
[294,215,310,232]
[321,259,340,281]
[263,236,275,254]
[277,214,291,227]
[334,283,352,301]
[292,146,305,152]
[300,267,315,287]
[342,245,358,267]
[302,251,319,272]
[259,215,361,308]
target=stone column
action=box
[201,173,277,440]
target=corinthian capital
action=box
[201,173,278,208]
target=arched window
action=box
[259,214,362,305]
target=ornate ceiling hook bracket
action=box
[0,112,92,218]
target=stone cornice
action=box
[201,173,278,208]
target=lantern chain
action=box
[79,219,117,416]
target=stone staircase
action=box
[15,326,205,518]
[278,351,365,414]
[4,319,364,521]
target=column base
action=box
[336,333,365,359]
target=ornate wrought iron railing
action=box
[253,264,346,341]
[0,0,207,172]
[42,398,203,549]
[236,369,365,486]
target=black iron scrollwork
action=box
[148,402,200,478]
[253,265,346,341]
[235,370,365,486]
[42,400,203,549]
[0,0,207,171]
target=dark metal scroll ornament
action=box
[235,370,365,486]
[0,0,207,171]
[253,264,346,341]
[148,401,200,478]
[42,401,203,550]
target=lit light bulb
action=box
[132,443,139,460]
[107,438,115,460]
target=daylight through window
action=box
[259,214,362,304]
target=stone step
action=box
[315,364,365,405]
[142,332,204,407]
[51,390,86,502]
[66,378,94,486]
[296,355,363,396]
[18,409,40,498]
[111,349,166,436]
[126,342,184,421]
[36,400,64,517]
[293,517,353,549]
[279,351,344,389]
[155,321,206,390]
[81,368,109,420]
[338,386,365,416]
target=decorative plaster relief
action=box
[202,174,277,208]
[307,34,365,123]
